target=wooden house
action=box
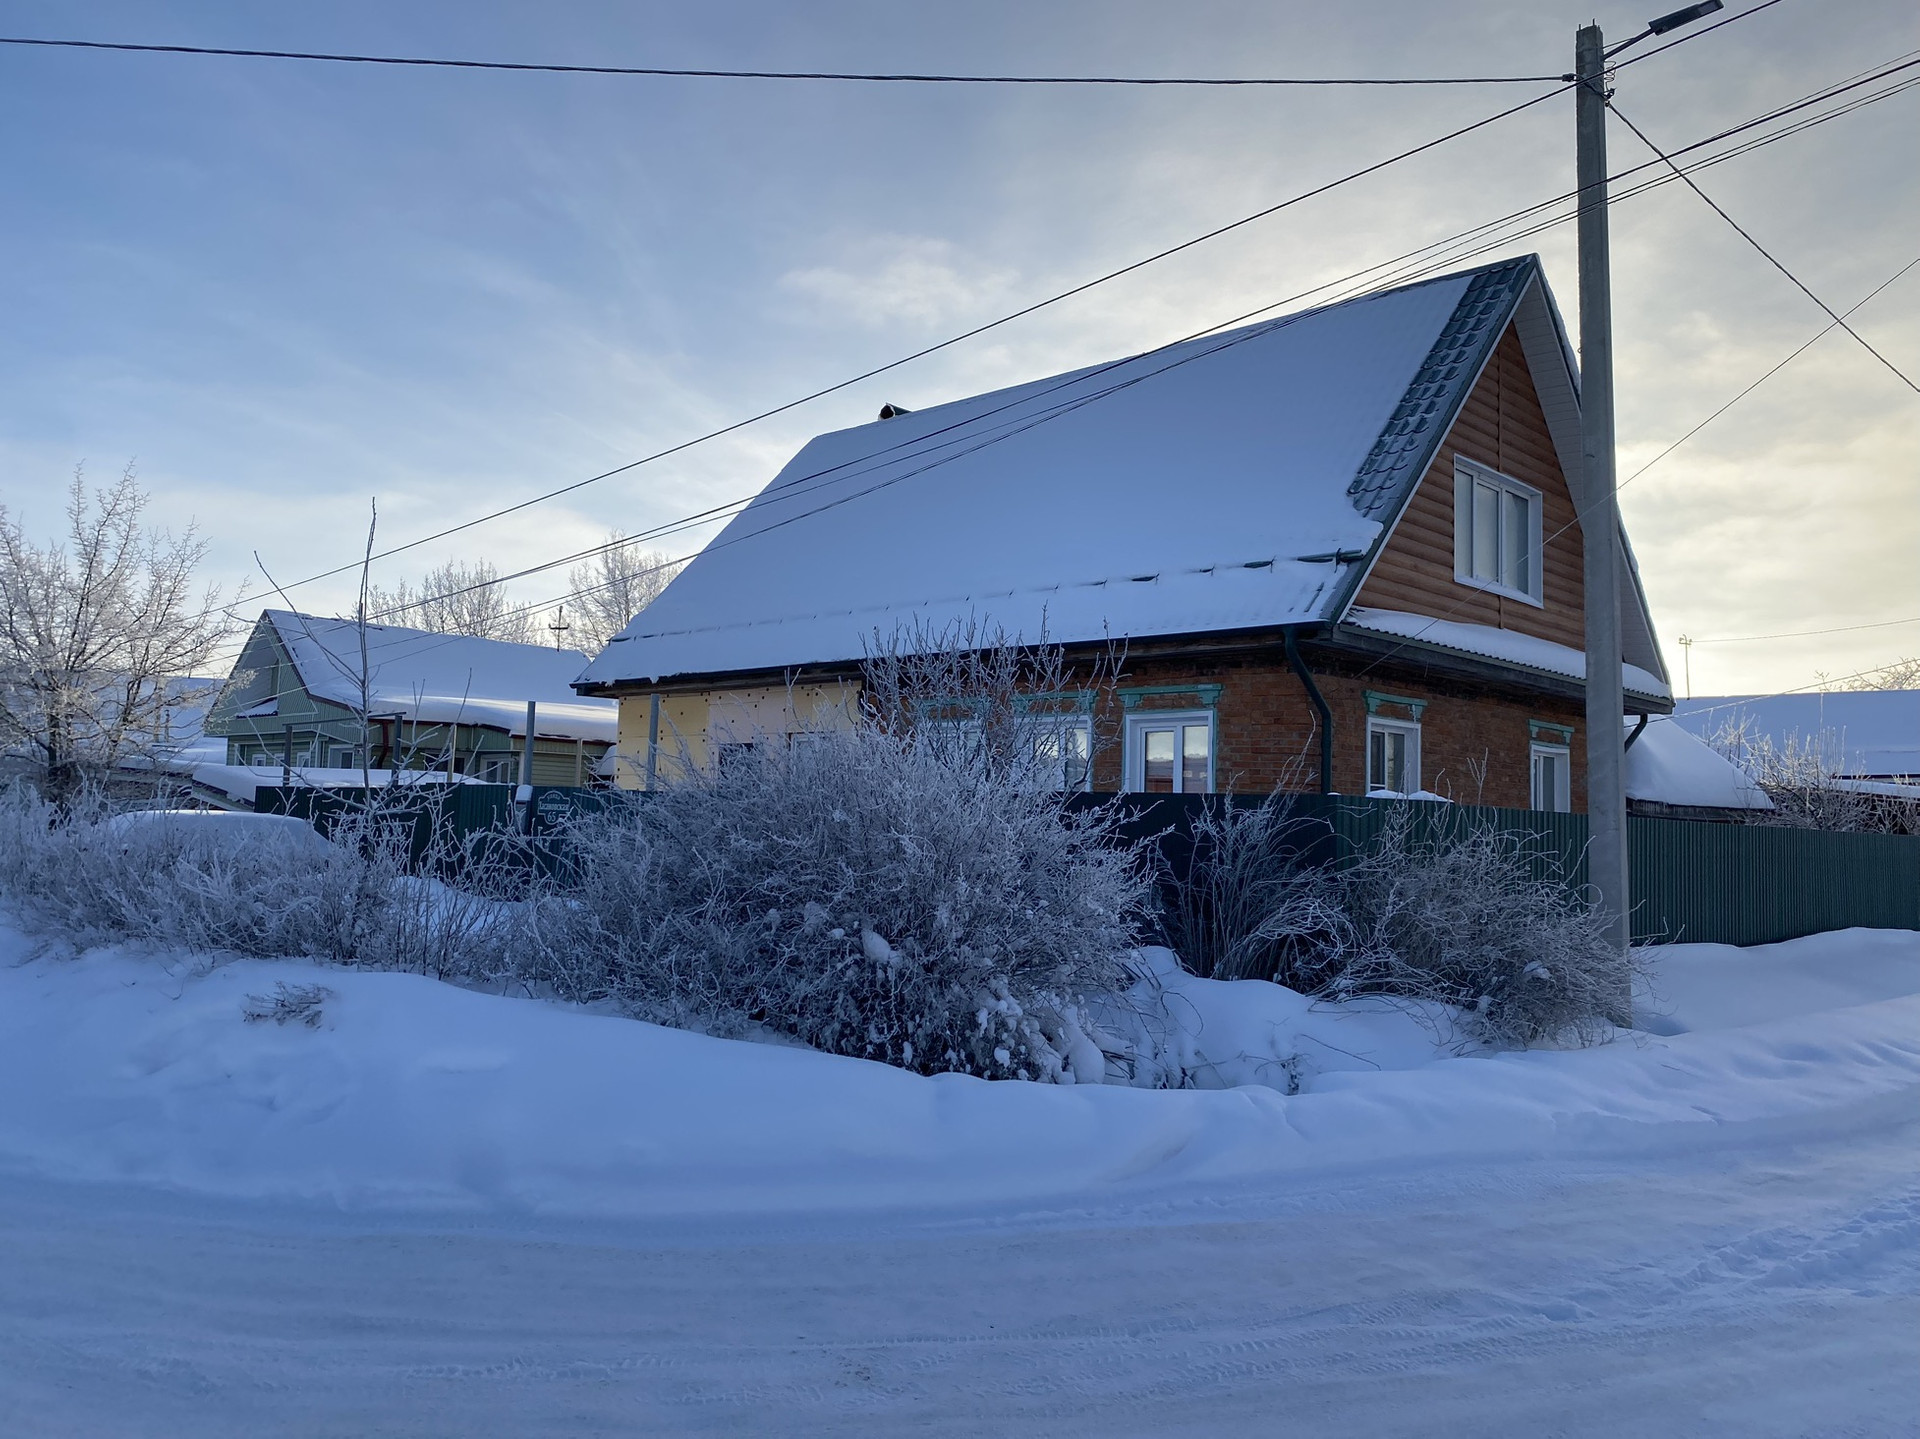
[573,256,1674,810]
[203,610,617,789]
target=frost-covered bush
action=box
[1163,797,1630,1047]
[0,786,511,977]
[520,724,1149,1081]
[1320,810,1631,1047]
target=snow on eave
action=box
[1341,607,1672,702]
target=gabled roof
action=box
[233,610,617,743]
[578,255,1665,691]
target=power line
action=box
[1686,616,1920,644]
[382,56,1920,618]
[0,34,1561,85]
[239,81,1572,599]
[1622,254,1920,485]
[196,57,1920,672]
[1609,101,1920,395]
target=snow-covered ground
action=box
[2,922,1916,1434]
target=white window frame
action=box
[1365,716,1422,796]
[1453,457,1544,606]
[1530,742,1572,812]
[1122,710,1215,794]
[1020,713,1094,793]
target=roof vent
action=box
[877,402,913,420]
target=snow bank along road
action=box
[1,926,1916,1435]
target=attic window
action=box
[1453,458,1543,606]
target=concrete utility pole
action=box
[1573,2,1722,953]
[1576,21,1628,953]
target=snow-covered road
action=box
[3,925,1917,1434]
[4,1108,1916,1437]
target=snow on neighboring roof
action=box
[1624,716,1773,811]
[1342,607,1673,702]
[1668,691,1919,779]
[262,611,617,744]
[191,763,472,807]
[580,267,1497,687]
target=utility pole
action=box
[1575,2,1720,956]
[1576,20,1629,955]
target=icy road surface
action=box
[3,1108,1916,1437]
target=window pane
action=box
[1504,490,1530,594]
[1143,728,1175,792]
[1472,481,1500,581]
[1180,723,1210,793]
[1369,729,1385,791]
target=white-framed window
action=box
[1366,717,1421,796]
[1124,711,1213,794]
[329,746,358,770]
[1454,457,1543,605]
[1530,743,1572,812]
[1024,714,1093,793]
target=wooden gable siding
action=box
[1353,323,1585,649]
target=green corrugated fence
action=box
[258,785,1920,948]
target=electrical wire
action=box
[236,81,1573,599]
[193,63,1920,675]
[1684,617,1920,644]
[0,34,1563,85]
[1608,102,1920,395]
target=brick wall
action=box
[1082,647,1588,810]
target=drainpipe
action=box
[1624,712,1650,751]
[1284,628,1334,795]
[645,692,661,790]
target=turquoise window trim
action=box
[1528,719,1576,743]
[1363,690,1428,719]
[1012,689,1098,716]
[1117,683,1222,711]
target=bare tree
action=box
[363,558,535,644]
[1843,656,1920,691]
[564,537,679,655]
[0,465,235,804]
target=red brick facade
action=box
[1075,645,1587,809]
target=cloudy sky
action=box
[1,0,1914,694]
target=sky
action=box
[0,0,1914,695]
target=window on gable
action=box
[1454,458,1543,605]
[1366,717,1421,796]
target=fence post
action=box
[516,700,537,835]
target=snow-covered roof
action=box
[1624,717,1773,811]
[1342,608,1672,703]
[1668,691,1919,780]
[582,259,1575,689]
[191,762,474,808]
[257,611,617,743]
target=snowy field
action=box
[2,921,1917,1435]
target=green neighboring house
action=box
[201,610,619,794]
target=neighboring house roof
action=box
[234,611,617,744]
[1668,690,1920,780]
[577,254,1666,694]
[1624,716,1773,812]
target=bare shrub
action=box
[1707,716,1918,835]
[1157,793,1345,984]
[520,724,1149,1082]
